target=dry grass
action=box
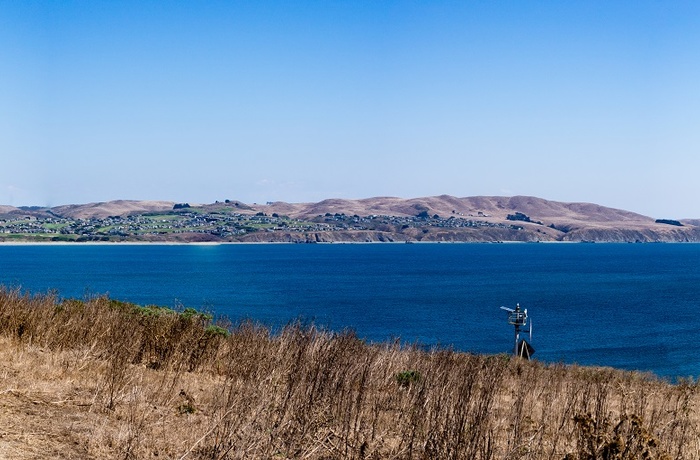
[0,286,698,459]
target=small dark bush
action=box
[655,219,683,227]
[396,370,421,388]
[205,325,230,338]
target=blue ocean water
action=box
[0,243,699,379]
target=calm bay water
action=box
[0,243,699,379]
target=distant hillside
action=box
[250,195,700,243]
[51,200,176,219]
[1,195,699,243]
[256,195,652,222]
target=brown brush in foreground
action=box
[0,286,697,459]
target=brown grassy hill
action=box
[255,195,653,222]
[2,196,698,242]
[2,195,686,225]
[251,195,700,242]
[51,200,176,219]
[0,205,55,219]
[0,205,20,215]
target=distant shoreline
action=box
[1,240,698,247]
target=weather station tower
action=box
[500,303,534,359]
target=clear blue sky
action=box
[2,1,699,218]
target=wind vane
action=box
[500,303,534,359]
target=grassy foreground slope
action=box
[0,288,698,459]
